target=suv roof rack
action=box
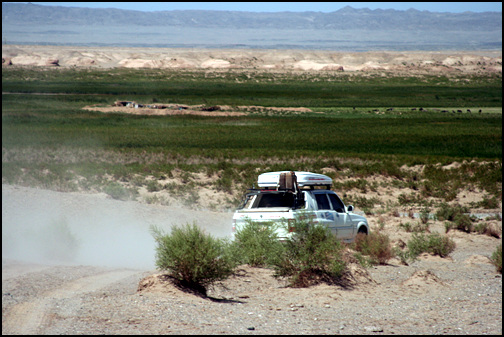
[257,171,332,189]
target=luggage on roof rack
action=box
[257,171,332,189]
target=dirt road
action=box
[2,184,232,269]
[2,184,502,334]
[2,263,144,334]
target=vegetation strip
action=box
[2,67,501,214]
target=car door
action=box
[313,192,338,236]
[327,192,354,239]
[313,191,354,240]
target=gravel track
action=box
[2,184,502,334]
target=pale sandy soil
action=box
[2,184,502,334]
[82,104,313,117]
[2,45,502,74]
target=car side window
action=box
[315,193,331,210]
[243,195,255,209]
[328,193,345,213]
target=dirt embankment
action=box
[2,184,502,334]
[83,103,313,117]
[2,45,502,74]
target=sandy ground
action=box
[2,184,502,334]
[2,45,502,74]
[82,104,313,117]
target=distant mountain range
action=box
[3,3,502,30]
[2,3,502,51]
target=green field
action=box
[2,67,502,209]
[2,67,502,107]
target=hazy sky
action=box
[22,2,503,13]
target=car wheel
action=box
[357,227,368,235]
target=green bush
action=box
[437,202,477,233]
[146,180,162,192]
[232,219,285,267]
[399,221,430,233]
[103,182,137,201]
[348,196,379,215]
[477,196,500,209]
[272,216,346,287]
[352,232,394,265]
[436,202,469,222]
[398,192,422,206]
[473,222,501,238]
[490,244,502,273]
[419,206,431,224]
[453,214,474,233]
[407,232,456,259]
[150,223,237,294]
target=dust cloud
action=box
[2,185,233,270]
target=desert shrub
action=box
[445,214,475,233]
[146,180,162,192]
[473,222,501,238]
[352,232,394,265]
[377,216,386,230]
[103,182,137,200]
[399,221,412,232]
[445,214,474,233]
[232,219,285,267]
[398,192,421,206]
[272,216,346,287]
[437,202,476,233]
[477,196,500,209]
[150,223,237,293]
[182,190,200,208]
[443,221,454,233]
[453,214,474,233]
[348,196,379,215]
[419,206,431,224]
[399,221,430,233]
[345,178,368,193]
[394,248,411,265]
[407,232,456,259]
[490,244,502,273]
[422,165,462,201]
[436,202,469,222]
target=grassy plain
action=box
[2,67,502,210]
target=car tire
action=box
[357,226,368,235]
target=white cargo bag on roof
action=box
[257,171,332,189]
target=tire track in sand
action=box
[2,269,141,334]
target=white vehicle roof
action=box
[257,171,332,188]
